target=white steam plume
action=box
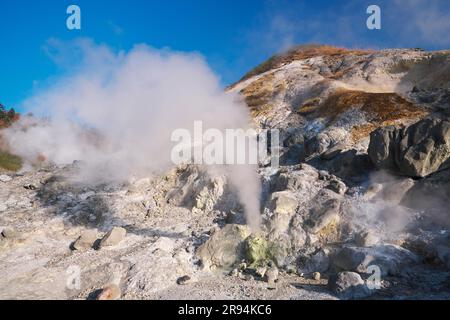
[3,39,262,229]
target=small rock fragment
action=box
[318,170,330,181]
[266,266,279,288]
[255,266,267,278]
[285,265,296,274]
[23,184,38,190]
[326,179,347,195]
[99,227,127,247]
[238,272,252,281]
[176,275,192,285]
[0,175,12,183]
[1,227,17,239]
[363,183,383,201]
[229,268,239,277]
[313,272,321,281]
[96,284,121,300]
[238,262,247,270]
[321,143,345,160]
[73,229,98,250]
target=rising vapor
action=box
[3,39,262,229]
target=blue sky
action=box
[1,0,449,112]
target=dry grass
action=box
[318,88,427,122]
[350,123,379,142]
[0,150,22,172]
[239,73,286,117]
[239,44,372,82]
[298,88,429,142]
[297,97,322,116]
[0,106,22,171]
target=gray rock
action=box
[401,168,450,226]
[297,248,330,274]
[1,227,18,239]
[255,266,267,278]
[73,229,98,250]
[328,272,371,299]
[332,244,418,276]
[368,126,400,172]
[362,183,383,201]
[324,149,373,180]
[304,189,341,235]
[288,215,308,251]
[305,133,331,159]
[274,173,303,191]
[229,268,239,277]
[326,179,347,195]
[0,175,12,183]
[318,170,331,180]
[266,266,279,288]
[368,118,450,177]
[99,227,127,247]
[283,130,305,147]
[321,143,346,160]
[197,224,250,271]
[354,231,380,247]
[176,275,192,285]
[269,191,298,216]
[267,191,298,235]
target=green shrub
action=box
[0,151,22,171]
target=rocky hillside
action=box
[0,45,449,300]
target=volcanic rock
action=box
[197,224,250,270]
[328,272,371,299]
[99,227,127,248]
[73,229,98,250]
[368,117,450,177]
[332,245,419,276]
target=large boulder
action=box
[328,272,371,299]
[197,224,251,271]
[269,191,298,216]
[304,189,342,239]
[332,244,419,276]
[368,117,450,177]
[267,191,298,234]
[297,248,331,274]
[401,168,450,227]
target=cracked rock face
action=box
[369,117,450,178]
